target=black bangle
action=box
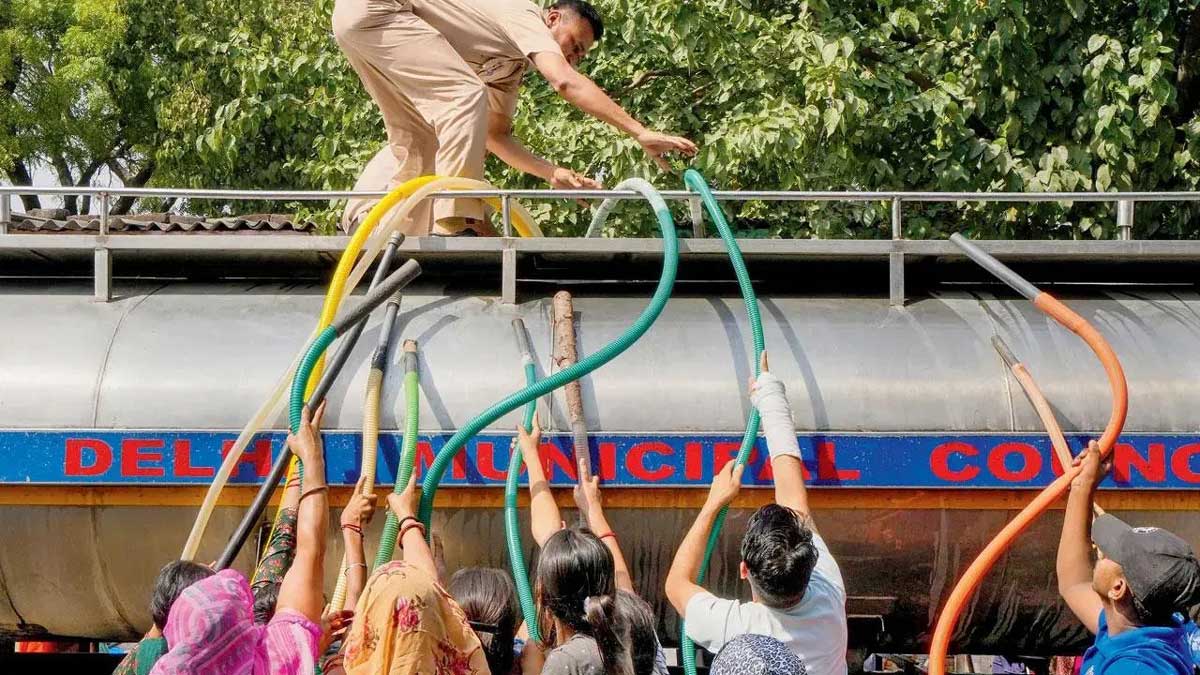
[397,515,419,531]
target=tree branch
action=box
[110,158,155,215]
[5,160,41,212]
[51,155,79,215]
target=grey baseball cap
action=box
[1092,514,1200,618]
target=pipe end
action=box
[403,339,418,353]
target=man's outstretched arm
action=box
[532,52,696,171]
[665,461,744,615]
[750,352,811,520]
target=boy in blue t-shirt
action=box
[1058,442,1200,675]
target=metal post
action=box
[99,192,110,236]
[889,199,905,307]
[1117,200,1134,241]
[501,246,517,305]
[0,194,9,235]
[501,195,512,238]
[96,192,112,302]
[688,196,706,238]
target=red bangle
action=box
[341,523,363,536]
[398,521,426,547]
[597,531,616,542]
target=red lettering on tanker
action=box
[988,442,1042,482]
[685,441,703,480]
[1171,443,1200,483]
[1114,442,1165,483]
[930,441,980,482]
[599,442,616,481]
[816,441,860,481]
[628,442,674,481]
[474,442,507,481]
[221,438,273,478]
[65,439,113,476]
[120,439,165,478]
[172,440,214,478]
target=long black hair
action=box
[616,590,660,675]
[449,568,519,675]
[535,527,632,675]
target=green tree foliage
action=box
[5,0,1200,237]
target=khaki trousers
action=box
[333,0,488,235]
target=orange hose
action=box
[927,292,1126,673]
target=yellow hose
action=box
[329,367,384,609]
[181,175,538,561]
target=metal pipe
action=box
[502,195,512,238]
[949,233,1041,301]
[891,199,903,240]
[1117,200,1134,241]
[332,259,422,333]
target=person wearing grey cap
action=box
[1057,441,1200,675]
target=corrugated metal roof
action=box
[4,210,316,233]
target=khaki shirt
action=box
[411,0,563,122]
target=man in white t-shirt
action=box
[665,353,848,675]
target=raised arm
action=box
[750,352,811,520]
[387,475,436,579]
[276,403,330,623]
[574,474,632,593]
[531,51,696,171]
[1057,441,1106,634]
[518,419,563,547]
[339,477,377,610]
[665,461,744,614]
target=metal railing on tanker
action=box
[2,183,1198,304]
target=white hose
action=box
[584,177,658,238]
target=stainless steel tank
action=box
[2,277,1199,653]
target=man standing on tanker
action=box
[333,0,697,236]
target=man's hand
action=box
[1071,441,1111,492]
[387,473,419,521]
[705,460,744,511]
[287,401,327,467]
[340,476,378,530]
[637,130,698,171]
[550,166,602,190]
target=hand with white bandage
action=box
[747,352,811,518]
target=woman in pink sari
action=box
[151,404,333,675]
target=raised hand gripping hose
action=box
[415,178,679,535]
[678,170,764,675]
[215,259,423,569]
[183,175,538,561]
[927,234,1128,675]
[506,318,542,642]
[329,297,406,610]
[372,340,421,570]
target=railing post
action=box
[501,194,512,237]
[688,196,706,238]
[889,198,905,307]
[96,192,112,302]
[1117,199,1134,241]
[0,193,10,235]
[501,245,517,305]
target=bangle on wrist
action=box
[342,562,367,577]
[341,523,363,537]
[300,484,328,501]
[597,531,617,542]
[398,521,427,548]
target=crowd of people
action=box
[109,352,1200,675]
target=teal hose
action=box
[374,347,421,569]
[505,357,541,642]
[417,179,679,531]
[679,169,765,675]
[289,326,339,433]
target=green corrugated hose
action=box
[415,178,678,534]
[679,169,764,675]
[374,345,421,569]
[505,352,541,642]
